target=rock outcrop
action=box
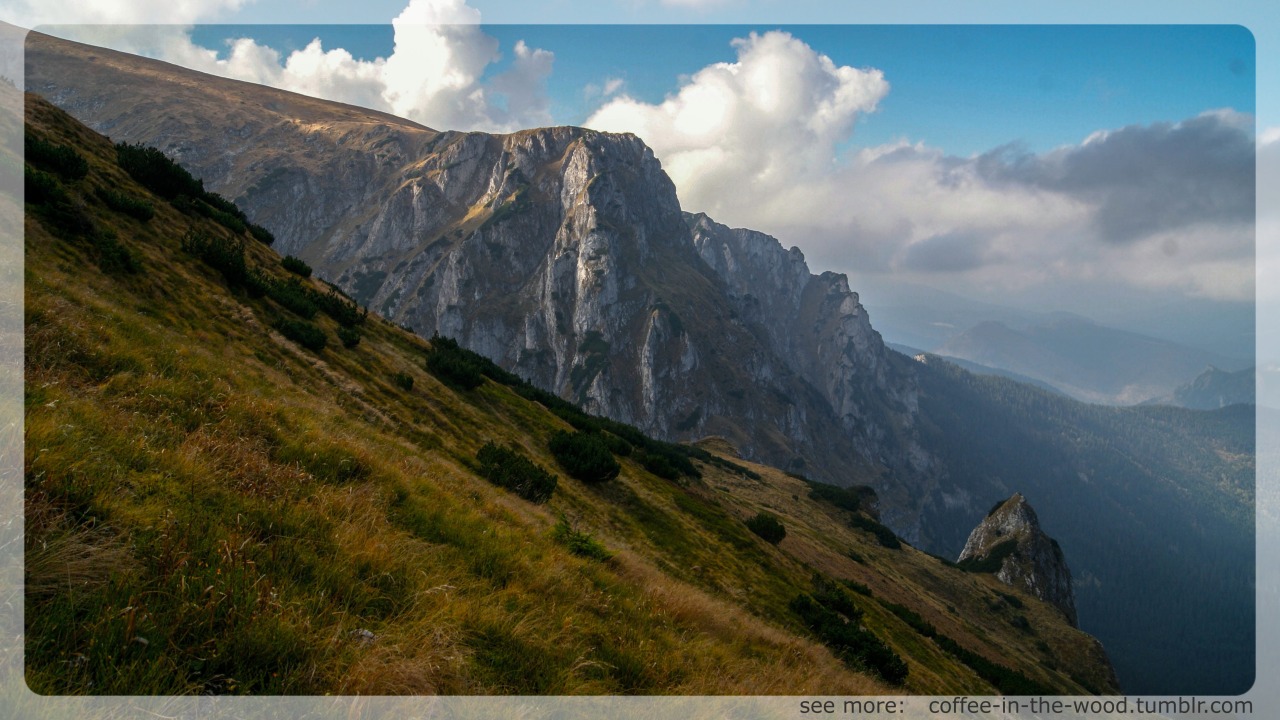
[25,30,939,538]
[958,493,1078,626]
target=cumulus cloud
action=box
[587,30,889,208]
[45,0,553,133]
[977,110,1256,245]
[585,32,1254,304]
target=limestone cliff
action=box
[25,30,938,535]
[958,493,1078,626]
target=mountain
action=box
[885,345,1066,397]
[958,494,1078,627]
[20,92,1116,695]
[859,279,1255,367]
[24,30,934,537]
[1147,365,1256,410]
[911,354,1253,694]
[23,30,1254,695]
[934,317,1251,405]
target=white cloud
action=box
[584,33,1255,304]
[45,0,553,133]
[587,30,888,211]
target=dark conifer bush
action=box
[25,133,88,180]
[282,255,312,278]
[115,142,204,199]
[273,318,326,351]
[549,430,620,484]
[745,512,786,544]
[265,277,319,319]
[848,515,901,549]
[338,327,361,349]
[790,589,908,685]
[248,224,275,245]
[97,188,155,221]
[181,230,247,287]
[476,442,557,504]
[551,517,611,560]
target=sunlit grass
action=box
[21,93,1111,697]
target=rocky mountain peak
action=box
[958,493,1078,626]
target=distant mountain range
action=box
[24,29,1255,695]
[933,317,1251,406]
[1147,365,1256,409]
[862,281,1254,407]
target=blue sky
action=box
[11,0,1270,361]
[186,23,1255,156]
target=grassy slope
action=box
[22,94,1110,696]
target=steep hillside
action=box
[24,30,935,537]
[912,354,1253,694]
[22,95,1113,695]
[23,30,1254,695]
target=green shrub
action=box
[848,514,901,549]
[281,255,312,278]
[881,599,937,638]
[94,229,140,274]
[790,592,908,685]
[25,133,88,180]
[201,191,247,224]
[745,512,786,544]
[315,288,366,327]
[338,327,361,349]
[391,372,414,391]
[551,517,611,561]
[181,229,247,287]
[201,203,248,234]
[636,450,680,480]
[97,188,154,221]
[425,336,486,391]
[602,433,633,457]
[265,277,318,319]
[115,142,204,199]
[25,165,67,206]
[549,430,620,484]
[244,269,269,299]
[273,318,326,351]
[808,481,877,514]
[26,165,100,241]
[476,442,557,504]
[248,223,275,245]
[841,578,873,596]
[933,634,1053,695]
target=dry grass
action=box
[20,93,1111,697]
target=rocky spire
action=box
[958,493,1078,626]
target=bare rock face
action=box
[958,493,1078,626]
[25,30,940,540]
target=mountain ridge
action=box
[25,29,938,540]
[21,92,1116,695]
[23,29,1255,695]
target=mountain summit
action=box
[959,493,1077,627]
